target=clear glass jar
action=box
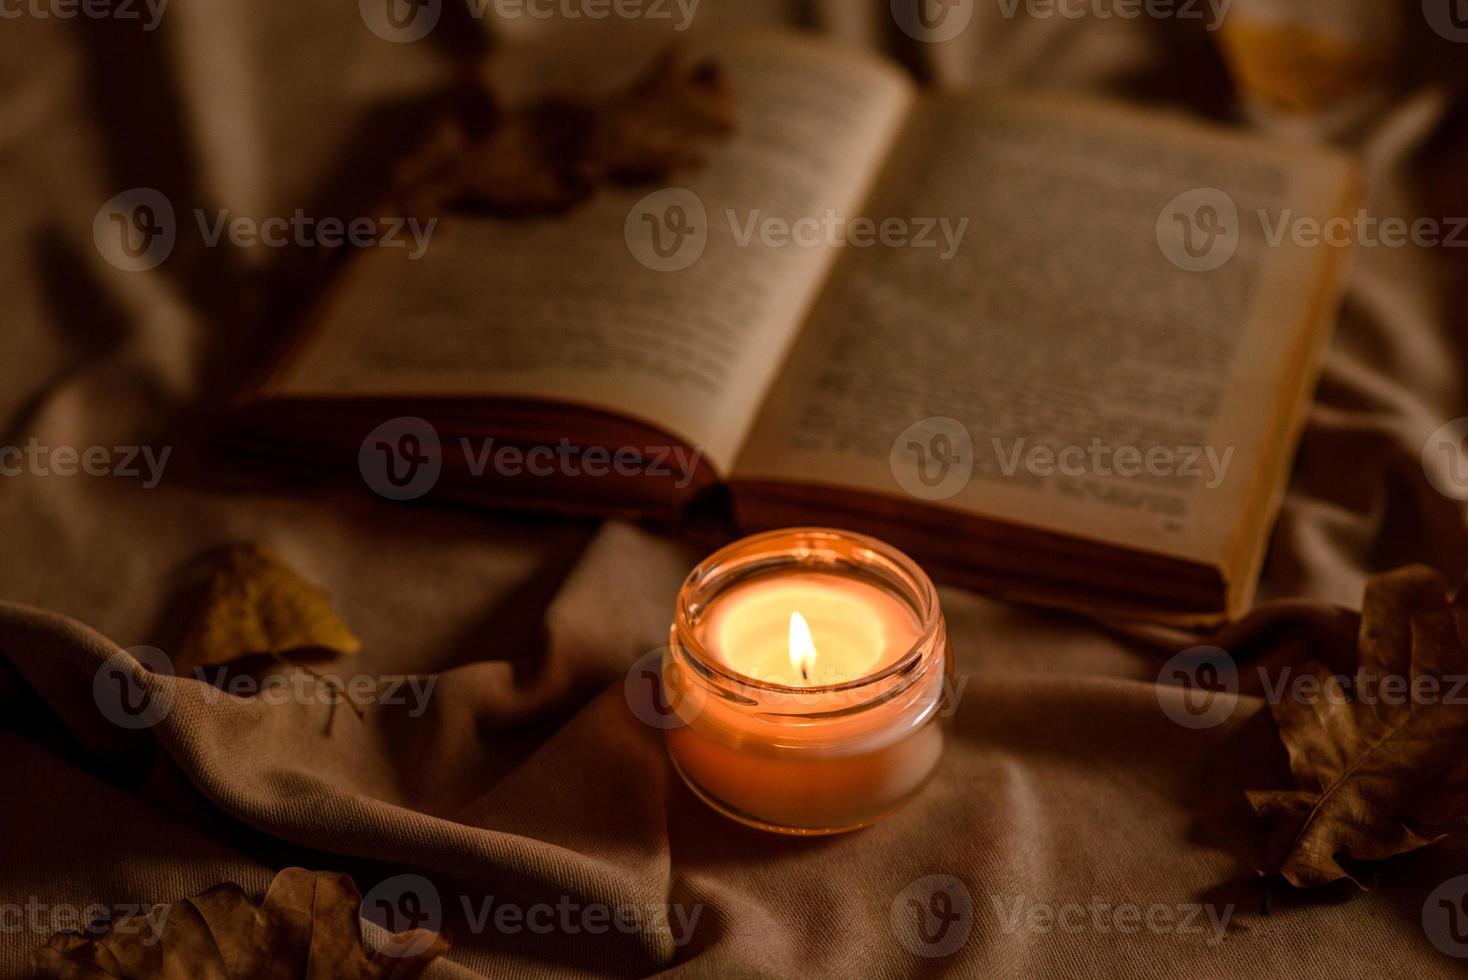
[664,527,949,835]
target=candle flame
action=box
[789,610,817,683]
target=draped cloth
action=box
[2,2,1466,976]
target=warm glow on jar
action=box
[663,528,949,835]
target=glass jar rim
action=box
[672,527,944,696]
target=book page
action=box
[265,35,913,472]
[731,93,1356,566]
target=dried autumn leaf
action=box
[422,100,601,217]
[177,543,361,674]
[30,867,447,979]
[1248,565,1468,888]
[394,47,734,218]
[579,50,737,184]
[1216,16,1396,114]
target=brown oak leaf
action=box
[394,47,735,218]
[1248,565,1468,888]
[30,867,447,978]
[177,543,361,674]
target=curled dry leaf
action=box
[394,47,735,218]
[30,867,448,979]
[1248,565,1468,889]
[177,543,361,674]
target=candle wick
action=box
[801,663,809,683]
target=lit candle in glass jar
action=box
[663,528,949,835]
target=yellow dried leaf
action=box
[395,46,734,218]
[1217,18,1395,114]
[177,544,361,674]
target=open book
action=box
[239,34,1359,625]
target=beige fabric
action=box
[3,2,1467,977]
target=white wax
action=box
[700,573,921,686]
